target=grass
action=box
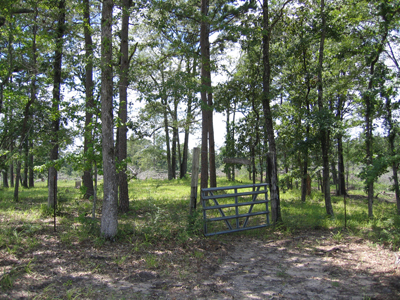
[1,177,400,248]
[1,176,400,262]
[1,175,400,298]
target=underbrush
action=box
[279,188,400,250]
[0,177,399,261]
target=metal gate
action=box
[201,183,270,236]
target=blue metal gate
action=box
[201,183,270,236]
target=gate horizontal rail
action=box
[201,183,270,236]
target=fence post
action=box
[190,147,200,215]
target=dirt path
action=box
[193,237,399,299]
[1,231,400,299]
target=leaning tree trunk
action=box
[82,0,94,199]
[48,0,65,208]
[261,0,282,224]
[117,0,130,213]
[100,0,118,239]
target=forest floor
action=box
[1,228,400,299]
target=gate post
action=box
[190,147,200,214]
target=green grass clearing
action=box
[0,176,399,257]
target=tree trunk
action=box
[171,100,178,179]
[225,109,232,181]
[117,0,130,213]
[262,0,281,224]
[231,107,237,182]
[364,2,391,218]
[13,160,21,201]
[163,97,173,180]
[2,170,8,188]
[392,162,400,215]
[317,0,333,216]
[336,94,346,196]
[337,95,346,196]
[200,0,216,188]
[301,47,311,202]
[28,8,38,189]
[100,0,118,239]
[301,156,308,201]
[251,138,256,186]
[365,60,377,219]
[48,0,65,208]
[82,0,94,199]
[29,150,34,188]
[385,95,400,215]
[337,137,346,195]
[23,141,28,188]
[200,0,209,190]
[180,100,191,178]
[208,106,216,187]
[180,59,196,179]
[10,142,13,187]
[284,153,290,190]
[331,161,337,185]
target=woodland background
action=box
[0,0,400,238]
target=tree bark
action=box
[261,0,282,224]
[208,102,216,187]
[316,0,334,216]
[117,0,130,213]
[200,0,216,189]
[48,0,65,208]
[385,95,400,215]
[9,143,13,188]
[301,48,311,202]
[13,161,21,201]
[364,0,393,218]
[28,149,34,187]
[23,8,37,189]
[171,100,178,179]
[331,160,338,194]
[180,95,191,177]
[200,0,209,190]
[100,0,118,239]
[225,108,231,181]
[337,95,346,196]
[23,141,28,188]
[2,170,8,188]
[163,97,173,180]
[180,58,196,179]
[82,0,95,199]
